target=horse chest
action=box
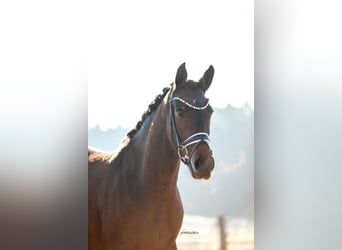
[116,194,183,249]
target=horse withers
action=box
[88,63,215,250]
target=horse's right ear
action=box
[175,62,187,87]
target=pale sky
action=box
[88,0,254,129]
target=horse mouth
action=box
[189,167,212,180]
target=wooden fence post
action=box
[218,215,227,250]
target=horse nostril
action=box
[194,157,202,169]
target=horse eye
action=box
[175,105,186,116]
[176,108,184,116]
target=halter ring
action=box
[177,145,189,162]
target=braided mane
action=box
[126,87,170,139]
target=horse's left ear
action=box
[199,65,214,91]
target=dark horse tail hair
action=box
[126,86,170,139]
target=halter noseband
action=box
[169,88,211,167]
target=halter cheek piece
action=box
[169,89,211,168]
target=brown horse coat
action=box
[88,63,214,250]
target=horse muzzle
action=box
[189,142,214,180]
[177,133,214,180]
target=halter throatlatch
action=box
[169,89,211,167]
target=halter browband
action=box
[168,88,211,167]
[172,97,210,110]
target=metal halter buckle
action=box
[177,145,189,163]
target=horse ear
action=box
[175,62,187,87]
[199,65,214,91]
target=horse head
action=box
[169,63,215,180]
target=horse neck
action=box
[131,97,180,193]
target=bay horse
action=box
[88,63,215,250]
